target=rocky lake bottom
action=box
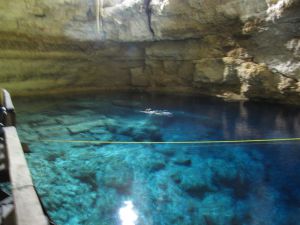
[14,93,300,225]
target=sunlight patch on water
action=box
[119,201,138,225]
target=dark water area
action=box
[14,93,300,225]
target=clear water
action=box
[14,93,300,225]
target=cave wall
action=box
[0,0,299,103]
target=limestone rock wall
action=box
[0,0,299,103]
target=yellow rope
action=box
[38,137,300,145]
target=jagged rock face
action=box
[0,0,268,41]
[0,0,299,104]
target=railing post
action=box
[1,89,16,127]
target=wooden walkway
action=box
[0,89,49,225]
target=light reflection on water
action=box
[119,201,138,225]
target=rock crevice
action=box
[144,0,155,37]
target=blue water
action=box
[14,93,300,225]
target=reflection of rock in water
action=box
[112,100,142,109]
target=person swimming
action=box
[140,108,173,116]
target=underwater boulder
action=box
[67,119,106,134]
[132,123,162,141]
[172,154,192,166]
[55,115,87,126]
[113,119,163,141]
[148,160,166,172]
[209,153,265,199]
[177,168,214,199]
[97,163,133,195]
[134,152,166,172]
[198,193,235,225]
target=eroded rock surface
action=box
[0,0,299,103]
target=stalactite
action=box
[96,0,103,34]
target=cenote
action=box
[14,93,300,225]
[2,1,300,224]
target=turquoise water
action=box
[15,93,300,225]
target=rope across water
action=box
[37,137,300,145]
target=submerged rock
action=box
[171,167,213,199]
[134,153,166,172]
[67,119,106,134]
[55,115,87,126]
[156,148,175,157]
[97,163,133,195]
[172,154,192,166]
[114,119,163,141]
[198,193,235,225]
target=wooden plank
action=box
[3,127,48,225]
[4,127,33,189]
[13,187,48,225]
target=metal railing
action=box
[0,89,49,225]
[1,89,16,127]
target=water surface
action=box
[15,93,300,225]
